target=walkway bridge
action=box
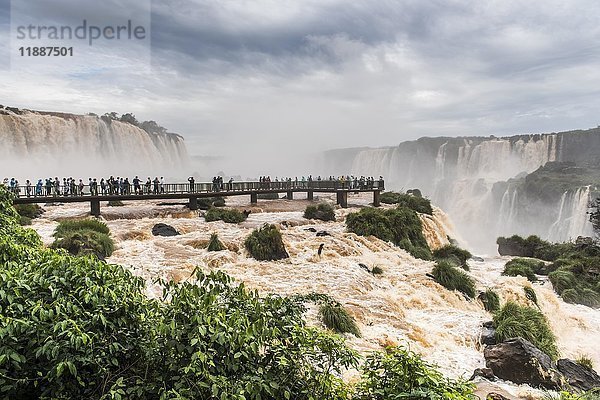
[11,180,384,217]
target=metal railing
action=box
[7,179,384,199]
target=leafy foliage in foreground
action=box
[304,203,336,222]
[244,223,289,260]
[52,219,114,258]
[0,187,358,399]
[433,244,472,270]
[493,301,558,360]
[354,347,476,400]
[379,191,434,215]
[431,260,477,298]
[205,207,247,223]
[346,206,432,260]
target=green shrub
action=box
[107,200,124,206]
[379,191,433,214]
[431,260,476,298]
[14,203,44,218]
[503,258,539,282]
[493,301,558,359]
[354,346,475,400]
[371,266,384,275]
[205,207,247,223]
[207,233,226,252]
[257,192,279,200]
[304,203,336,222]
[576,355,595,370]
[433,245,472,269]
[524,286,538,306]
[197,196,225,210]
[481,288,500,312]
[19,215,32,226]
[346,206,432,260]
[54,219,110,236]
[52,219,114,259]
[244,224,289,261]
[549,270,577,294]
[319,302,361,337]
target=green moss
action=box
[493,301,558,359]
[433,245,472,270]
[304,203,336,222]
[207,233,226,252]
[244,224,289,261]
[431,260,476,298]
[481,288,500,312]
[346,206,432,260]
[205,207,247,223]
[503,258,540,282]
[379,191,433,214]
[319,302,361,337]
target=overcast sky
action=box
[3,0,600,164]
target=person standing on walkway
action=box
[153,177,160,194]
[188,176,195,193]
[160,177,165,193]
[25,180,32,197]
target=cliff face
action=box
[0,106,190,177]
[320,128,600,252]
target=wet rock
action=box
[486,392,511,400]
[305,227,317,232]
[358,263,370,272]
[557,358,600,391]
[470,367,496,381]
[152,223,180,237]
[496,237,533,257]
[471,256,485,262]
[484,338,563,389]
[316,230,331,237]
[480,321,496,346]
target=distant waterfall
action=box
[321,132,599,252]
[0,109,190,178]
[548,187,595,242]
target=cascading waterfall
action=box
[322,131,599,252]
[0,108,190,178]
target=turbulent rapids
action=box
[0,106,189,178]
[29,192,600,397]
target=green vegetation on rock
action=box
[481,288,500,312]
[207,233,226,251]
[52,219,114,259]
[431,260,476,298]
[354,346,476,400]
[304,203,336,222]
[503,258,543,282]
[319,302,361,337]
[346,206,432,260]
[197,196,225,210]
[493,301,558,359]
[244,223,289,260]
[107,200,124,206]
[205,207,247,223]
[379,191,433,215]
[433,244,472,270]
[524,286,539,306]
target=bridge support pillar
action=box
[373,190,381,207]
[336,191,348,208]
[189,197,198,210]
[286,191,293,200]
[90,199,101,217]
[307,191,313,201]
[250,193,257,204]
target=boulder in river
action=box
[484,338,564,389]
[152,223,180,237]
[480,321,496,346]
[557,358,600,391]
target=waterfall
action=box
[0,108,190,178]
[548,187,595,242]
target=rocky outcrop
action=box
[480,321,496,346]
[484,338,564,389]
[557,358,600,391]
[470,367,496,381]
[152,223,180,237]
